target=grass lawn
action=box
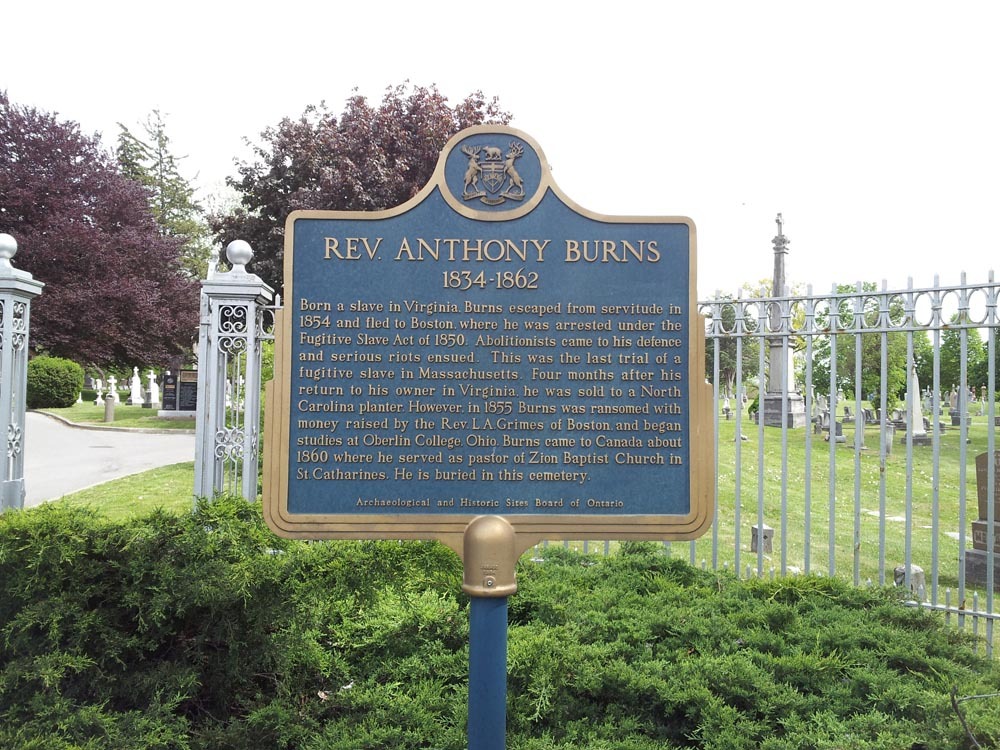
[51,462,195,522]
[37,402,195,430]
[688,405,996,594]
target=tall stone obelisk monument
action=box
[762,214,807,428]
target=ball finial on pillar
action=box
[0,233,18,270]
[225,240,253,272]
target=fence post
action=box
[0,234,44,512]
[194,241,274,502]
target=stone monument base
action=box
[972,520,1000,553]
[762,393,807,428]
[963,549,1000,591]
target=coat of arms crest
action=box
[460,141,526,205]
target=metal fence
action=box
[542,276,1000,654]
[694,276,1000,654]
[200,252,1000,652]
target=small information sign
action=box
[178,369,198,411]
[161,372,177,411]
[264,126,713,549]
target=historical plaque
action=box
[263,125,713,552]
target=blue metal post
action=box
[468,595,508,750]
[462,516,517,750]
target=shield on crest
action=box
[480,160,507,194]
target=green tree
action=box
[913,329,934,392]
[940,321,985,391]
[812,283,908,409]
[973,325,1000,391]
[703,294,760,396]
[116,111,213,279]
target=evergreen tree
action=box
[116,111,213,279]
[812,282,909,407]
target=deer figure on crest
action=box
[461,145,483,196]
[503,142,524,197]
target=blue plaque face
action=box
[264,125,713,548]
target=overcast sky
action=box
[6,1,999,298]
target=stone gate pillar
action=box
[0,234,44,512]
[194,241,274,502]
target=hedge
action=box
[0,498,998,748]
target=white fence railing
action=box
[541,276,1000,654]
[210,262,1000,653]
[693,276,1000,654]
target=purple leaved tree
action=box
[210,82,511,294]
[0,91,200,372]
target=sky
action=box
[5,1,1000,299]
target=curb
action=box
[30,410,196,436]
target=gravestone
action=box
[964,451,1000,590]
[816,409,830,436]
[161,371,177,411]
[751,524,773,553]
[159,370,197,416]
[880,423,894,455]
[143,369,160,409]
[128,367,143,405]
[824,420,845,443]
[899,364,931,445]
[975,451,1000,523]
[949,387,965,426]
[893,564,926,598]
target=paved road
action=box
[23,411,196,507]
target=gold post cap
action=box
[462,516,518,597]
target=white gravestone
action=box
[129,367,143,405]
[146,370,161,408]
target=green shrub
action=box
[26,355,84,408]
[0,499,998,748]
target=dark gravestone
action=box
[178,370,198,411]
[965,451,1000,590]
[975,451,1000,524]
[161,372,177,411]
